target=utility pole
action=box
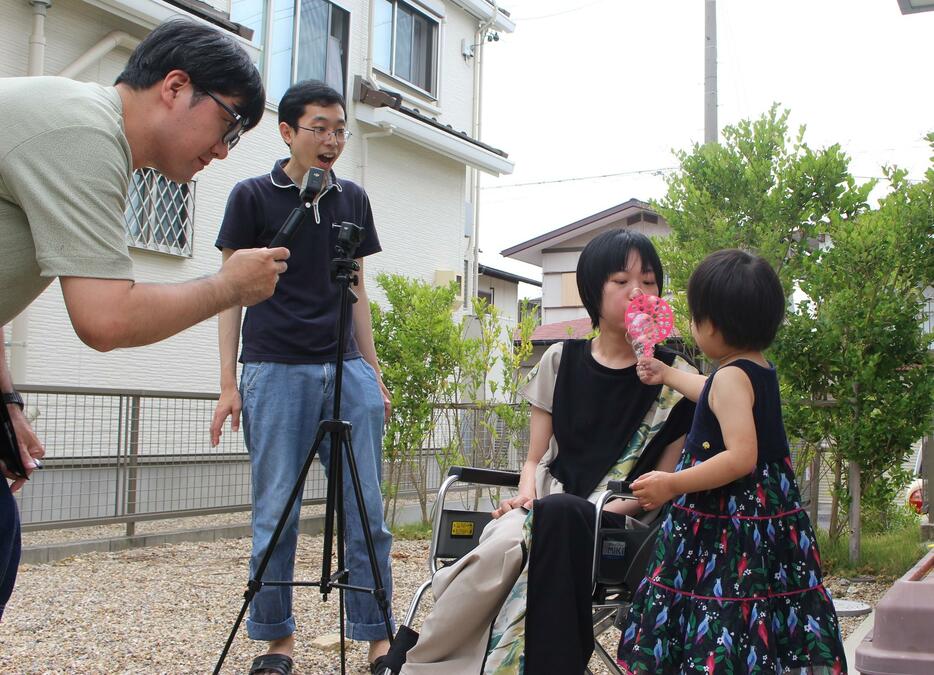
[704,0,718,144]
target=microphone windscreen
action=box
[302,167,326,199]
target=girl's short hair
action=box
[577,229,664,330]
[687,249,785,350]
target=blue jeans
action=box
[0,478,20,621]
[241,358,394,642]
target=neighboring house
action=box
[1,0,516,393]
[477,263,540,327]
[502,198,670,364]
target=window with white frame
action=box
[374,0,439,96]
[124,168,195,257]
[231,0,350,105]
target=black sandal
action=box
[369,655,388,674]
[249,653,294,675]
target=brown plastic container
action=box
[855,549,934,674]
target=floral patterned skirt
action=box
[616,453,847,674]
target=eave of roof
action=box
[502,198,652,258]
[478,264,541,287]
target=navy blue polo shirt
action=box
[215,159,381,364]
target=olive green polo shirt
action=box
[0,76,134,324]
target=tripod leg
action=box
[334,427,348,675]
[214,426,328,674]
[341,433,395,642]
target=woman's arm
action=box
[630,367,758,510]
[492,405,552,518]
[604,434,685,516]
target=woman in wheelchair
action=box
[616,250,846,674]
[399,230,698,674]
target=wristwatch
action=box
[2,390,24,409]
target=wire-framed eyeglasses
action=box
[297,125,352,142]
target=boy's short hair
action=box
[278,81,346,130]
[577,229,664,330]
[687,249,785,350]
[115,19,265,132]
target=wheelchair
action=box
[377,466,662,675]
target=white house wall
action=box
[2,0,494,392]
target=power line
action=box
[481,167,677,190]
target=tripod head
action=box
[331,221,364,296]
[333,221,364,260]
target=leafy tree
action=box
[775,162,934,543]
[371,274,460,524]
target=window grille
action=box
[124,168,195,257]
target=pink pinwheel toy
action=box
[624,294,674,359]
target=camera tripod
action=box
[213,220,393,675]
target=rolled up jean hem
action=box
[346,617,397,642]
[247,615,296,642]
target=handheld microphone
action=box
[301,167,326,200]
[268,168,327,248]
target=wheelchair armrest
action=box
[607,480,633,496]
[446,466,521,488]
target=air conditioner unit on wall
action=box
[434,269,464,305]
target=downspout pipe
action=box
[469,3,497,315]
[27,0,52,76]
[11,0,54,383]
[359,127,395,188]
[59,30,140,79]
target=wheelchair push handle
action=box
[446,466,521,488]
[607,479,634,497]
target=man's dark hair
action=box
[115,18,265,131]
[577,229,664,330]
[687,249,785,350]
[278,80,346,130]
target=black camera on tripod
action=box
[334,220,364,260]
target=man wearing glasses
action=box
[0,19,288,621]
[211,81,394,675]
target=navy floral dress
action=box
[616,360,847,674]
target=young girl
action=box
[616,249,846,674]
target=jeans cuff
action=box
[346,616,396,642]
[247,615,296,642]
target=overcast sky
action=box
[477,0,934,295]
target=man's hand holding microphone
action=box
[217,246,290,307]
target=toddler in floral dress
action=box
[616,249,846,674]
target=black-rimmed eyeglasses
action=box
[201,89,248,150]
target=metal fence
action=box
[13,385,527,534]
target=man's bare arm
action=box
[210,248,244,446]
[60,247,288,351]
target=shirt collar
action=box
[268,159,343,192]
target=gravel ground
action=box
[4,528,892,675]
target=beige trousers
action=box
[400,508,528,675]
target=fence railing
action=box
[13,385,527,534]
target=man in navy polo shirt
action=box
[210,80,393,674]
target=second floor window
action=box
[231,0,350,105]
[374,0,438,96]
